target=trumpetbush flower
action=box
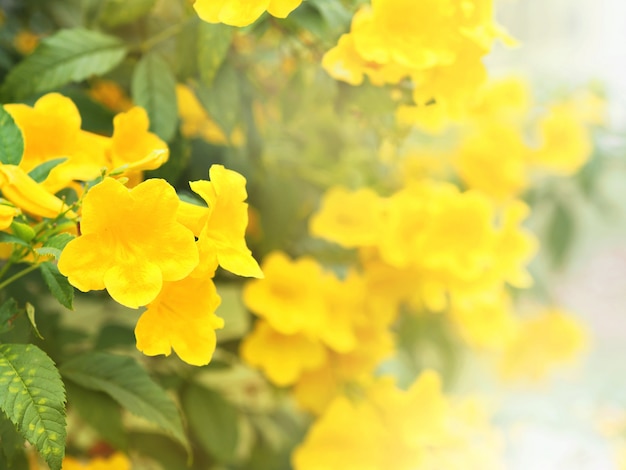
[58,177,199,308]
[194,0,303,27]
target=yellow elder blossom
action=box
[0,204,19,230]
[187,164,263,279]
[89,79,133,113]
[135,276,224,366]
[61,452,130,470]
[194,0,302,27]
[58,178,198,308]
[499,308,588,380]
[309,186,385,248]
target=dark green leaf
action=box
[0,344,66,470]
[0,299,18,335]
[0,106,24,166]
[28,159,68,184]
[99,0,157,28]
[195,63,241,136]
[94,323,135,350]
[129,432,189,470]
[181,383,238,463]
[197,22,234,87]
[2,29,128,101]
[547,202,575,269]
[59,352,189,454]
[39,262,74,310]
[131,52,178,142]
[0,409,25,466]
[65,381,126,449]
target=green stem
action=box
[138,17,195,53]
[0,264,40,291]
[0,259,14,282]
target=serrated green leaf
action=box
[0,344,66,470]
[181,383,238,463]
[131,52,178,142]
[195,63,240,135]
[25,303,43,340]
[39,262,74,310]
[28,159,68,184]
[197,22,234,87]
[0,299,18,335]
[2,28,128,101]
[34,233,75,261]
[0,106,24,166]
[0,233,30,248]
[65,381,126,449]
[59,352,189,454]
[99,0,157,28]
[547,202,575,269]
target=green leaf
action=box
[0,344,66,470]
[2,29,128,101]
[99,0,157,28]
[65,381,126,449]
[0,106,24,166]
[195,63,241,135]
[547,202,575,269]
[39,262,74,310]
[129,432,189,470]
[28,159,68,184]
[131,52,178,142]
[0,299,18,335]
[197,22,234,87]
[0,410,25,466]
[0,233,30,248]
[59,352,189,454]
[181,383,238,463]
[34,233,75,261]
[25,303,43,340]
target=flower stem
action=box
[0,264,40,291]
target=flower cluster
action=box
[241,252,394,414]
[323,0,510,118]
[293,370,503,470]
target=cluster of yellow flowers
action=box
[193,0,303,27]
[323,0,510,120]
[293,370,503,470]
[242,252,395,414]
[0,93,262,366]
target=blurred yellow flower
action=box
[13,30,39,55]
[499,308,588,380]
[309,186,384,248]
[189,164,263,278]
[58,178,198,308]
[135,276,224,366]
[89,79,133,113]
[176,84,233,146]
[0,204,19,230]
[240,319,327,386]
[194,0,302,27]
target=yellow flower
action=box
[499,308,588,380]
[194,0,302,27]
[135,276,224,366]
[455,122,529,201]
[109,106,169,174]
[13,30,39,55]
[0,204,19,230]
[243,251,328,335]
[0,165,75,219]
[240,319,327,386]
[189,164,262,279]
[309,186,384,248]
[61,452,131,470]
[530,104,592,176]
[5,93,110,192]
[58,178,199,308]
